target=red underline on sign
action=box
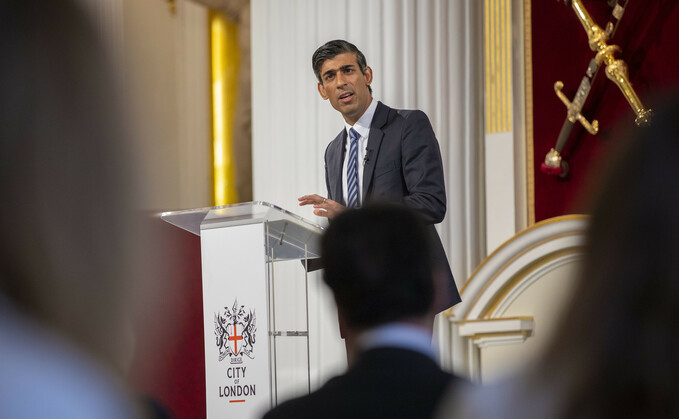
[229,400,246,403]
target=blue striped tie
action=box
[346,128,360,208]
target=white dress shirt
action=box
[342,98,378,206]
[357,322,436,361]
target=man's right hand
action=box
[298,194,346,219]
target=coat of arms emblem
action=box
[215,300,256,363]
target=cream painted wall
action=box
[121,0,211,211]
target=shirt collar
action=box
[344,98,377,139]
[357,322,436,360]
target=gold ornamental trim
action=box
[485,0,513,134]
[442,214,587,318]
[470,330,532,340]
[524,0,535,225]
[477,246,583,319]
[462,234,583,321]
[456,315,533,325]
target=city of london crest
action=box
[215,299,256,363]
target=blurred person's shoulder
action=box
[434,373,560,419]
[0,295,139,419]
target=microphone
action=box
[363,149,372,166]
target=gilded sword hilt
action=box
[554,80,599,135]
[570,0,653,126]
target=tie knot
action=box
[349,128,359,143]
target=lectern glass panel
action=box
[161,201,323,418]
[161,201,324,259]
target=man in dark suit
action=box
[298,39,461,312]
[264,204,458,419]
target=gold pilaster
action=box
[485,0,513,134]
[210,12,240,206]
[524,0,535,226]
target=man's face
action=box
[317,52,373,125]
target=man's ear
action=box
[318,82,329,100]
[364,66,373,86]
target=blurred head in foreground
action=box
[264,204,453,419]
[0,0,141,416]
[321,203,436,333]
[538,95,679,418]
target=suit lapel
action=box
[328,129,346,204]
[362,102,389,202]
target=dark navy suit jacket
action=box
[262,347,456,419]
[324,102,461,310]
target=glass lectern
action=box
[161,201,323,419]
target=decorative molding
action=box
[459,217,586,320]
[456,318,535,365]
[467,238,582,320]
[450,214,585,301]
[488,249,581,317]
[473,331,532,348]
[445,215,587,381]
[458,317,533,338]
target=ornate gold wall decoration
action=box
[524,0,535,226]
[210,12,240,205]
[485,0,513,134]
[570,0,652,126]
[542,1,628,178]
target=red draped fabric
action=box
[531,0,679,221]
[129,221,206,418]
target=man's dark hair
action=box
[321,204,434,329]
[312,39,373,95]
